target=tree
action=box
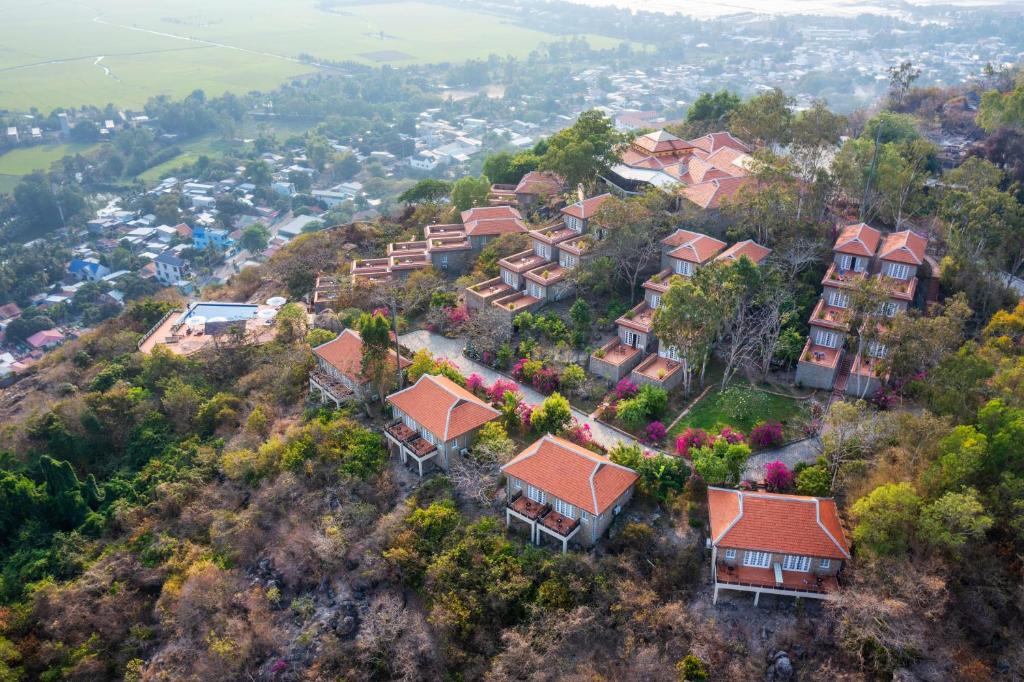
[245,160,272,187]
[451,175,491,212]
[450,422,513,504]
[795,463,832,496]
[530,393,572,435]
[560,364,586,396]
[275,302,308,343]
[306,328,336,347]
[878,294,970,388]
[918,488,993,554]
[977,75,1024,132]
[397,179,452,204]
[609,443,688,502]
[684,90,741,134]
[569,298,591,339]
[728,88,794,148]
[539,109,621,189]
[154,192,182,226]
[676,654,709,682]
[359,312,393,403]
[239,223,270,254]
[850,482,921,556]
[12,172,85,235]
[691,438,750,486]
[847,275,891,398]
[887,61,921,108]
[592,190,672,302]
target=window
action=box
[782,555,811,572]
[649,294,661,309]
[554,498,575,518]
[501,270,515,287]
[534,242,550,259]
[661,344,680,361]
[884,302,898,317]
[567,216,582,233]
[819,558,831,570]
[743,551,771,568]
[560,253,577,269]
[526,485,546,504]
[674,260,694,276]
[527,282,544,299]
[625,331,640,348]
[514,479,522,490]
[886,262,911,280]
[724,549,737,560]
[439,254,449,269]
[827,290,850,308]
[836,254,852,271]
[814,329,839,349]
[868,341,888,359]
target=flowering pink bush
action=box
[372,307,389,318]
[489,378,519,404]
[516,401,534,429]
[532,367,560,395]
[466,373,485,394]
[445,306,469,326]
[718,426,745,444]
[764,460,793,491]
[645,420,667,444]
[675,427,712,457]
[749,421,784,449]
[616,378,639,400]
[564,419,593,446]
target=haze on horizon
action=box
[566,0,1013,19]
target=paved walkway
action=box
[398,330,643,451]
[742,436,823,482]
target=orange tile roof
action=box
[834,222,882,257]
[632,129,695,155]
[664,229,727,264]
[708,487,851,559]
[716,240,772,265]
[460,205,523,224]
[561,193,612,220]
[313,329,410,385]
[682,176,752,209]
[387,374,499,441]
[514,171,565,196]
[687,131,752,155]
[464,216,527,237]
[502,435,639,514]
[878,230,927,265]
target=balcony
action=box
[532,223,577,246]
[388,240,428,255]
[799,338,841,369]
[822,263,866,290]
[591,339,643,367]
[524,263,569,286]
[810,299,851,331]
[505,491,580,553]
[558,234,594,257]
[878,274,917,301]
[632,353,684,387]
[616,301,655,334]
[309,368,355,406]
[643,268,673,294]
[494,291,540,314]
[715,563,838,602]
[850,353,884,378]
[508,490,549,521]
[466,277,514,311]
[499,249,549,274]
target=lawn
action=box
[0,142,103,176]
[667,383,813,441]
[0,0,634,111]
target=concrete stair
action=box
[832,353,853,396]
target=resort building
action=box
[384,374,500,477]
[309,329,411,406]
[502,435,639,552]
[138,301,280,355]
[708,487,851,605]
[489,171,566,215]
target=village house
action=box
[384,374,500,477]
[660,228,727,275]
[796,223,928,396]
[460,205,528,250]
[489,171,566,215]
[708,487,851,605]
[351,222,474,284]
[309,328,411,406]
[154,252,190,286]
[502,435,639,553]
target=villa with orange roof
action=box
[716,240,773,266]
[708,487,851,605]
[606,129,754,210]
[502,435,639,552]
[309,328,411,406]
[660,228,727,276]
[489,171,566,215]
[385,373,500,476]
[796,223,929,396]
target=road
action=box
[398,330,643,451]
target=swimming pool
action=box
[178,302,259,324]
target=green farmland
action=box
[0,0,627,111]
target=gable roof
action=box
[514,171,565,196]
[687,131,753,155]
[681,176,752,209]
[716,240,772,265]
[501,435,639,515]
[561,193,612,220]
[26,329,64,349]
[663,229,727,264]
[386,373,499,441]
[156,252,185,267]
[708,487,851,559]
[313,328,410,385]
[878,230,927,266]
[633,129,694,155]
[463,216,527,237]
[834,222,882,258]
[461,205,522,224]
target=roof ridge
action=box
[814,498,852,559]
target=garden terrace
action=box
[430,235,472,251]
[715,564,838,597]
[849,353,883,379]
[499,250,549,274]
[822,263,867,290]
[524,263,569,285]
[494,291,541,313]
[466,277,514,310]
[489,183,517,205]
[351,258,391,282]
[593,339,643,367]
[389,252,430,272]
[643,269,673,294]
[531,223,577,246]
[508,490,549,521]
[423,223,467,239]
[631,353,683,386]
[590,339,644,382]
[557,234,593,258]
[878,274,917,301]
[810,300,851,332]
[388,240,428,255]
[616,301,656,334]
[799,338,841,369]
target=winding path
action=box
[398,330,643,451]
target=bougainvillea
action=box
[764,460,793,492]
[445,306,469,326]
[718,426,745,444]
[466,373,485,394]
[616,378,639,400]
[749,421,784,449]
[488,379,519,404]
[516,401,534,429]
[564,418,593,446]
[675,427,712,457]
[532,367,560,395]
[645,420,668,444]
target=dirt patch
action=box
[358,50,414,62]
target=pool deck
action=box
[140,303,278,355]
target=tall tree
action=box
[451,176,491,212]
[359,312,394,403]
[728,88,794,148]
[539,110,621,189]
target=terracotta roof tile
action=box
[682,176,752,209]
[514,171,565,196]
[387,374,499,441]
[561,193,613,220]
[502,435,639,514]
[687,131,753,155]
[708,488,850,559]
[313,329,410,385]
[716,240,772,265]
[632,129,695,155]
[460,205,522,224]
[464,217,527,237]
[878,230,927,265]
[834,222,882,257]
[664,229,727,264]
